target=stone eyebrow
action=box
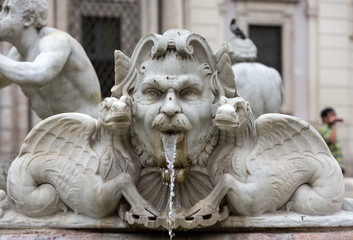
[176,76,203,91]
[140,77,163,91]
[141,75,203,92]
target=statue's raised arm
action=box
[0,0,101,119]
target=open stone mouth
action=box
[164,130,178,135]
[160,130,185,143]
[108,114,131,124]
[215,115,239,127]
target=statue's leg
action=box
[7,178,67,217]
[7,158,67,217]
[286,181,344,215]
[73,173,159,219]
[115,173,160,217]
[286,155,345,215]
[220,174,277,215]
[186,174,230,218]
[187,173,275,217]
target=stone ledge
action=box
[0,229,353,240]
[0,209,352,230]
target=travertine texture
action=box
[3,29,353,230]
[0,0,101,119]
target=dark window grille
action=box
[69,0,140,98]
[249,25,282,75]
[82,16,121,99]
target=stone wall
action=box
[308,0,353,175]
[160,0,225,52]
[185,0,226,52]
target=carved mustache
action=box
[152,113,192,132]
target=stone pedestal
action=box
[0,210,352,239]
[0,228,353,239]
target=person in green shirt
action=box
[318,107,344,174]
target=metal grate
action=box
[69,0,141,98]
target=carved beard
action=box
[130,113,219,169]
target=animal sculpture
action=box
[6,97,158,218]
[187,96,346,218]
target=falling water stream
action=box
[162,134,177,240]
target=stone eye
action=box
[144,89,162,100]
[180,88,198,99]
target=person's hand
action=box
[328,115,336,125]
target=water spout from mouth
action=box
[161,134,176,240]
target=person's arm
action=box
[0,32,71,88]
[328,122,337,144]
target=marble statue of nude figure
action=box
[0,0,101,119]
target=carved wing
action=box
[111,50,131,98]
[215,44,239,98]
[18,113,99,173]
[245,113,334,174]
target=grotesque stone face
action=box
[131,52,216,173]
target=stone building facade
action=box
[1,0,353,175]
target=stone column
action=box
[307,0,319,124]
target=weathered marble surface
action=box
[227,22,283,119]
[2,229,353,240]
[3,29,353,230]
[0,0,101,119]
[232,62,283,119]
[0,209,352,229]
[228,37,257,63]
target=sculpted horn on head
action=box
[111,29,239,100]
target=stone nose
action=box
[160,90,181,117]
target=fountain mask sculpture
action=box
[4,29,353,230]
